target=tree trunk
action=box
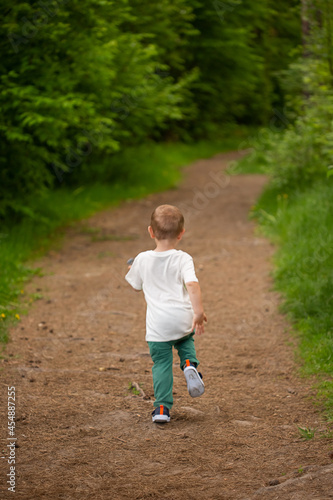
[301,0,311,58]
[324,0,333,84]
[301,0,312,99]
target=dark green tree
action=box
[0,0,192,219]
[184,0,301,133]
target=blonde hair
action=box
[150,205,184,240]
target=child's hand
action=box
[192,312,207,336]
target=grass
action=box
[297,426,317,441]
[128,382,142,396]
[225,127,277,175]
[0,128,252,346]
[250,180,333,420]
[227,149,269,175]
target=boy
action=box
[125,204,207,423]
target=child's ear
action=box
[148,226,155,239]
[177,228,185,240]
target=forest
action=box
[1,1,333,414]
[1,0,300,220]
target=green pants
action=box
[147,332,199,410]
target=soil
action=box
[1,151,333,500]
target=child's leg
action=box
[147,341,174,409]
[175,333,204,398]
[174,332,199,371]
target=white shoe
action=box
[183,361,205,398]
[152,405,170,423]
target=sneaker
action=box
[183,360,205,398]
[152,405,171,423]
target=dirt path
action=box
[1,152,333,500]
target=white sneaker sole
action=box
[152,414,170,423]
[184,366,205,398]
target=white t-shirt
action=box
[125,249,198,342]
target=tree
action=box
[0,0,191,218]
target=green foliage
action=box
[251,178,333,417]
[249,0,333,192]
[241,1,333,418]
[188,0,301,132]
[128,382,141,396]
[297,426,317,440]
[0,0,301,222]
[71,126,249,185]
[317,381,333,423]
[0,0,194,220]
[248,89,333,191]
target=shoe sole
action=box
[184,366,205,398]
[152,414,170,423]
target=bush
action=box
[0,0,195,221]
[252,179,333,417]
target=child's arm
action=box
[186,281,207,335]
[126,263,142,292]
[125,257,143,292]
